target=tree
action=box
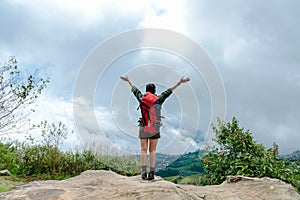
[0,56,48,135]
[201,117,300,190]
[37,120,71,149]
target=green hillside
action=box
[156,150,204,178]
[155,153,180,171]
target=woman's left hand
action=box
[120,75,129,82]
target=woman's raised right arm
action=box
[120,75,134,88]
[120,75,143,100]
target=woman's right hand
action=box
[179,76,190,84]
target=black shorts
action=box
[139,127,161,139]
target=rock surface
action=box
[0,169,11,176]
[0,170,299,200]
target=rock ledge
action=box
[0,170,299,200]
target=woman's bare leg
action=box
[149,139,158,171]
[140,138,148,176]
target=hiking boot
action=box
[147,171,155,180]
[141,172,147,180]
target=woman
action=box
[120,75,190,180]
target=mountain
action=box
[130,153,180,172]
[155,153,180,171]
[282,150,300,161]
[156,150,204,178]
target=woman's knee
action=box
[141,147,147,153]
[149,149,156,153]
[140,139,148,152]
[149,140,158,152]
[149,144,157,152]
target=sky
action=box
[0,0,299,155]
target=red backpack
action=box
[140,92,162,135]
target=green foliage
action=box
[0,120,140,183]
[0,176,26,193]
[201,117,300,192]
[0,56,49,134]
[32,120,71,149]
[1,141,140,181]
[0,142,17,170]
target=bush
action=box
[1,120,140,180]
[8,144,140,179]
[0,142,17,170]
[201,117,300,192]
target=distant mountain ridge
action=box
[155,149,300,186]
[155,153,180,171]
[156,150,204,177]
[282,150,300,161]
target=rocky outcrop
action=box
[0,170,299,200]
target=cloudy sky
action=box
[1,0,299,155]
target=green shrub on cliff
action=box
[201,117,300,192]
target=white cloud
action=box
[158,128,200,154]
[73,96,118,132]
[7,0,108,29]
[7,0,170,31]
[140,0,187,33]
[27,94,125,151]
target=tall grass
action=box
[0,141,140,180]
[0,121,141,180]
